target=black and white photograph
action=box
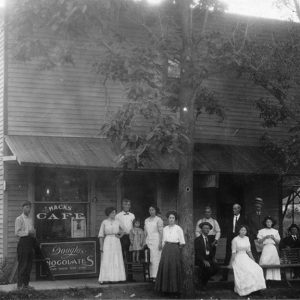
[0,0,299,299]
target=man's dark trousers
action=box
[120,234,133,281]
[17,236,35,288]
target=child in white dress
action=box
[129,219,145,262]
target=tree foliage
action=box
[211,20,300,174]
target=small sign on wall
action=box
[71,217,86,238]
[199,174,219,188]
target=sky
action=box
[147,0,297,21]
[0,0,297,21]
[222,0,297,21]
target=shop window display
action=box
[35,168,88,240]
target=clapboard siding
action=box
[6,13,298,145]
[95,172,118,236]
[5,163,28,267]
[0,10,4,259]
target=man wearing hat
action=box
[15,201,36,289]
[248,197,265,262]
[194,222,219,290]
[280,224,300,278]
[195,206,221,259]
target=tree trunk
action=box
[177,0,195,298]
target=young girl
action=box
[129,219,145,262]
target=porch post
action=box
[88,171,96,236]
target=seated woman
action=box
[231,225,266,296]
[155,210,185,296]
[258,216,281,281]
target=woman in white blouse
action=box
[258,216,281,281]
[155,210,185,295]
[144,205,163,281]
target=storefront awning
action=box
[5,135,276,174]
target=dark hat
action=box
[199,222,213,230]
[255,197,264,205]
[288,224,300,232]
[22,200,32,207]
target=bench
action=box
[220,247,300,287]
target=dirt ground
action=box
[0,281,300,299]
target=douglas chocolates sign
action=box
[39,239,99,278]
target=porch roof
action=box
[5,135,275,174]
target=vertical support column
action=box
[278,175,283,236]
[156,174,162,212]
[116,172,123,212]
[89,171,96,237]
[27,167,35,222]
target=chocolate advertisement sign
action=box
[38,239,99,278]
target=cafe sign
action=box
[39,239,99,278]
[36,204,85,220]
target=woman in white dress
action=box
[98,207,126,283]
[258,216,281,281]
[231,225,266,296]
[144,205,163,281]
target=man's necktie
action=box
[233,216,238,233]
[205,236,210,253]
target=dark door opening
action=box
[217,175,245,233]
[123,173,156,227]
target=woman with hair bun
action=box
[258,216,281,281]
[98,207,126,283]
[155,210,185,296]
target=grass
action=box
[0,282,299,299]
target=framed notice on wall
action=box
[37,238,99,279]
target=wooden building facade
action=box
[0,6,298,279]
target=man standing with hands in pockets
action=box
[15,201,36,290]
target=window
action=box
[35,168,89,240]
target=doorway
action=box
[123,173,157,226]
[217,175,245,232]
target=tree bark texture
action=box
[176,0,195,298]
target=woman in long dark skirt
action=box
[155,211,185,295]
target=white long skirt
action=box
[232,252,266,296]
[147,233,162,278]
[98,235,126,282]
[259,244,281,280]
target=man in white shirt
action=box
[115,198,135,281]
[15,201,36,290]
[195,206,221,258]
